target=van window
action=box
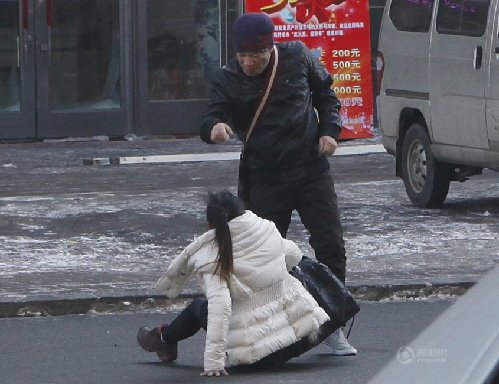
[436,0,491,37]
[389,0,435,32]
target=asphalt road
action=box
[0,300,453,384]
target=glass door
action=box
[35,0,131,138]
[135,0,238,135]
[0,0,36,139]
[0,0,131,140]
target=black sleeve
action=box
[304,43,343,139]
[199,70,233,144]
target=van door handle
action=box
[474,45,483,69]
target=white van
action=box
[376,0,499,208]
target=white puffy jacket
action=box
[156,211,329,371]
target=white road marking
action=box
[98,144,386,165]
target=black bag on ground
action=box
[290,256,360,342]
[248,256,360,366]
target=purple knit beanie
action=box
[233,13,274,53]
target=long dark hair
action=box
[206,190,245,281]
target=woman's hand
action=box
[200,369,229,377]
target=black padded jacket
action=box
[200,41,342,181]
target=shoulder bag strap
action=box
[246,45,279,141]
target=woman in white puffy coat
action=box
[137,191,330,377]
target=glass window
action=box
[436,0,490,36]
[0,0,21,111]
[147,0,220,101]
[49,0,121,110]
[389,0,435,32]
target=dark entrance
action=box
[0,0,240,140]
[0,0,132,139]
[134,0,238,136]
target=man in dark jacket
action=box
[199,12,356,356]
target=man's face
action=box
[236,49,272,77]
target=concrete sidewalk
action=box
[0,135,496,317]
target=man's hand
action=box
[200,369,229,377]
[319,135,338,156]
[210,123,234,144]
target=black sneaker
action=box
[137,326,178,363]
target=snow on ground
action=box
[1,178,498,301]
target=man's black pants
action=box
[247,171,346,283]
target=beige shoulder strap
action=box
[246,45,279,141]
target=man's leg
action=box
[248,180,294,237]
[296,172,346,283]
[296,172,356,356]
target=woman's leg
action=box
[161,297,208,343]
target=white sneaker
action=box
[322,328,357,356]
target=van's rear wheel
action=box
[401,123,451,208]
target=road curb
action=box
[0,282,474,319]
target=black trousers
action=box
[161,297,208,344]
[247,171,347,283]
[161,297,317,366]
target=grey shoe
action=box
[137,326,178,363]
[322,328,357,356]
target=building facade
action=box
[0,0,383,140]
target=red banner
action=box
[244,0,374,139]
